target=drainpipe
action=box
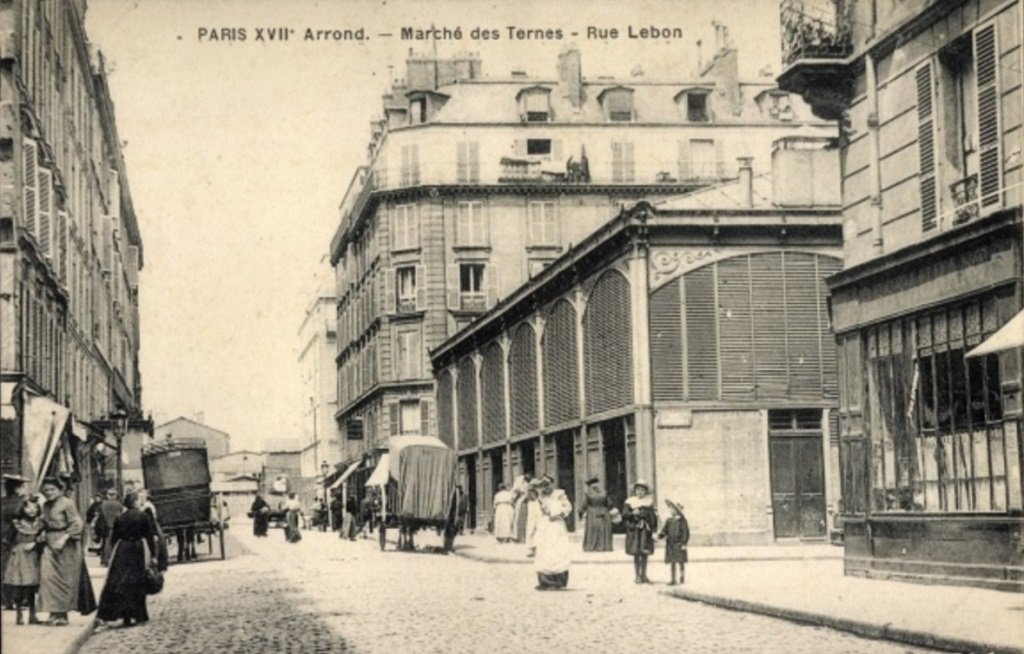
[866,53,884,255]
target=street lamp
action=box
[111,409,129,497]
[320,459,329,532]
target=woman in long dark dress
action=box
[579,477,613,552]
[97,493,160,627]
[250,495,270,537]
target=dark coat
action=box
[97,509,157,622]
[659,515,690,563]
[623,499,657,556]
[250,497,270,536]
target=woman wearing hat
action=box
[623,479,658,584]
[532,475,573,590]
[38,476,95,625]
[578,477,613,552]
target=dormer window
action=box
[599,87,635,122]
[676,87,713,123]
[517,86,552,122]
[406,90,449,126]
[410,98,427,125]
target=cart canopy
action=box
[366,436,455,521]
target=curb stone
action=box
[451,547,841,566]
[664,588,1022,654]
[60,618,96,654]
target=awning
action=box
[22,394,71,488]
[0,382,16,420]
[967,309,1024,358]
[328,460,361,490]
[365,453,390,487]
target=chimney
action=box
[558,47,583,108]
[737,157,754,208]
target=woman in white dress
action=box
[532,475,573,590]
[492,484,515,543]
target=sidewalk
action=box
[450,532,1023,654]
[0,555,106,654]
[449,531,842,564]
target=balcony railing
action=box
[950,174,979,225]
[781,0,853,67]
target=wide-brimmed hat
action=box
[666,499,685,514]
[2,474,29,484]
[633,479,650,491]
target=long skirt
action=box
[39,540,83,613]
[253,514,269,537]
[533,517,571,585]
[582,512,613,552]
[97,539,149,623]
[285,511,302,543]
[493,503,515,540]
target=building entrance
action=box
[768,410,826,539]
[554,431,576,532]
[602,419,629,510]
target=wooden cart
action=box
[141,438,226,563]
[365,436,459,553]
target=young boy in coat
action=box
[658,500,690,585]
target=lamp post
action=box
[111,409,128,497]
[320,460,329,532]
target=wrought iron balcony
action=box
[950,174,979,225]
[781,0,853,66]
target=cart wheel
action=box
[218,524,226,560]
[378,524,386,551]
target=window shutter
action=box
[411,204,420,248]
[457,142,468,182]
[385,268,396,313]
[677,139,690,179]
[514,139,526,157]
[57,211,68,282]
[389,403,400,437]
[486,265,499,308]
[625,142,635,182]
[611,141,622,181]
[469,142,480,183]
[446,263,460,310]
[38,168,52,258]
[480,202,490,246]
[974,24,1001,208]
[415,264,426,311]
[420,399,432,436]
[552,140,563,161]
[916,63,938,231]
[22,139,38,236]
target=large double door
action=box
[769,410,826,539]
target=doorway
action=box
[554,431,576,531]
[463,454,478,530]
[768,410,826,539]
[602,419,628,511]
[519,440,536,478]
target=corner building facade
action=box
[780,0,1023,588]
[0,1,144,508]
[432,142,843,541]
[328,44,837,494]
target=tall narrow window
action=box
[916,63,938,231]
[456,141,480,183]
[528,201,557,245]
[396,328,422,379]
[459,263,486,310]
[396,266,416,313]
[392,204,419,251]
[611,141,635,182]
[456,202,487,245]
[400,144,420,185]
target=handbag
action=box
[142,540,164,595]
[609,508,623,525]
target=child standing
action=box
[623,480,658,584]
[658,500,690,585]
[4,498,43,624]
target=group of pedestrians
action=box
[250,489,381,544]
[492,476,691,590]
[2,473,167,630]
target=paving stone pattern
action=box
[79,530,939,654]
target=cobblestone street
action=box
[77,529,940,654]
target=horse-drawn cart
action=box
[141,438,226,563]
[365,436,459,553]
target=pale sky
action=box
[85,0,782,452]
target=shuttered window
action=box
[684,266,718,400]
[718,256,754,399]
[819,257,843,399]
[510,323,539,436]
[584,271,633,415]
[916,63,938,231]
[456,141,480,183]
[457,357,478,450]
[437,370,455,448]
[480,343,506,445]
[611,141,635,182]
[974,24,1000,208]
[650,279,683,402]
[543,300,580,426]
[38,168,52,257]
[401,144,420,186]
[751,253,788,397]
[22,139,37,236]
